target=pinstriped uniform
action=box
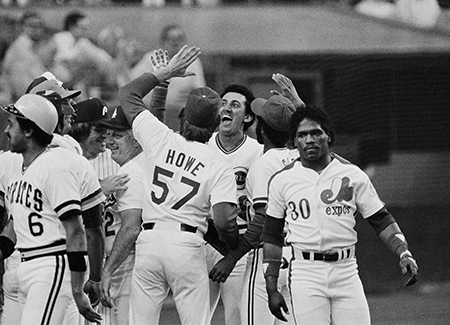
[207,132,263,325]
[88,149,120,181]
[242,148,297,325]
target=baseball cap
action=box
[184,87,220,128]
[25,71,81,99]
[32,90,76,116]
[1,94,58,135]
[73,98,109,125]
[250,95,296,132]
[97,105,130,130]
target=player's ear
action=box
[244,114,253,123]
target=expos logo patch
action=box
[320,177,353,204]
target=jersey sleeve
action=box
[247,159,273,207]
[266,174,286,219]
[210,163,238,207]
[132,110,171,157]
[45,166,82,219]
[116,160,144,212]
[80,157,105,211]
[354,170,385,218]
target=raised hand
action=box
[270,73,305,108]
[150,49,169,71]
[152,45,201,83]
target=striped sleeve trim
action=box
[253,197,268,207]
[55,200,81,218]
[0,190,4,209]
[59,208,82,220]
[81,188,105,211]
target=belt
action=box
[19,239,67,262]
[142,222,198,234]
[297,246,355,262]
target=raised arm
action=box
[119,46,201,125]
[270,73,305,109]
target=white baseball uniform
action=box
[100,152,145,325]
[126,108,237,325]
[1,147,104,325]
[207,132,263,325]
[266,153,384,325]
[0,151,22,325]
[88,149,119,181]
[242,147,297,325]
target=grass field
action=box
[159,281,450,325]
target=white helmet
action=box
[2,94,58,135]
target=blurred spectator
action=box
[394,0,441,28]
[97,25,144,96]
[130,24,206,131]
[0,11,57,102]
[52,10,116,100]
[355,0,441,28]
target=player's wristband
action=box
[399,250,413,259]
[88,279,101,286]
[0,235,15,260]
[67,251,87,272]
[263,260,282,278]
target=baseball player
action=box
[0,94,103,324]
[115,46,239,325]
[0,151,22,325]
[206,83,263,325]
[210,82,303,324]
[95,105,145,325]
[70,98,120,179]
[262,106,419,325]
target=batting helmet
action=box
[2,94,58,135]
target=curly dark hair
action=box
[290,106,335,146]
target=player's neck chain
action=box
[22,148,48,173]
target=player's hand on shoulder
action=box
[100,173,130,196]
[73,291,102,323]
[267,289,289,322]
[209,254,238,283]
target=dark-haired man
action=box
[206,83,263,325]
[262,106,419,324]
[0,94,102,324]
